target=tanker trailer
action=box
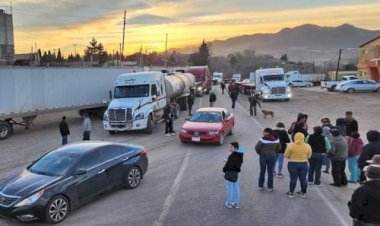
[103,71,195,134]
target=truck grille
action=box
[271,87,285,95]
[0,193,19,207]
[109,108,133,122]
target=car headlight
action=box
[208,131,219,135]
[103,112,109,121]
[15,190,45,207]
[135,113,144,120]
[286,86,291,93]
[180,129,188,134]
[197,87,203,91]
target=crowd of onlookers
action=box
[223,111,380,226]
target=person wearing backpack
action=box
[223,142,244,209]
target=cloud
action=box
[127,14,174,25]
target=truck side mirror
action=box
[152,95,157,101]
[109,90,113,100]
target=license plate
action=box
[126,123,132,130]
[192,137,200,142]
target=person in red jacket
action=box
[348,132,364,183]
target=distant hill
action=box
[208,24,380,62]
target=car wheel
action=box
[306,84,311,87]
[288,83,293,87]
[218,133,225,146]
[45,195,70,224]
[332,85,337,91]
[347,88,355,93]
[377,87,380,92]
[228,125,234,136]
[125,166,142,189]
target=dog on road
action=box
[262,109,274,119]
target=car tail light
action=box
[140,150,148,157]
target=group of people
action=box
[223,111,380,225]
[59,113,92,145]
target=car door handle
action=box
[122,156,129,161]
[98,169,105,174]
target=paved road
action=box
[1,86,379,226]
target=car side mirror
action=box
[73,169,87,176]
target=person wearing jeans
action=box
[347,132,364,183]
[328,129,348,187]
[273,122,291,177]
[285,132,312,198]
[223,142,243,208]
[255,128,281,191]
[305,126,331,185]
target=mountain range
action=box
[207,24,380,62]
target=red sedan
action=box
[179,108,235,145]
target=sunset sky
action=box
[3,0,380,56]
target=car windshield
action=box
[190,111,222,123]
[263,74,284,82]
[28,152,77,176]
[114,85,150,98]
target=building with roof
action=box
[0,8,14,65]
[357,35,380,82]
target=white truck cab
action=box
[255,68,292,101]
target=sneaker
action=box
[258,187,265,191]
[232,203,240,209]
[225,202,232,209]
[268,188,274,192]
[295,191,306,198]
[171,132,176,135]
[286,192,294,198]
[165,133,171,137]
[276,173,284,178]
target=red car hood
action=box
[182,121,222,131]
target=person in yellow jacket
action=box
[285,132,312,198]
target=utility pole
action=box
[121,10,126,60]
[335,49,342,80]
[119,43,122,66]
[139,44,143,67]
[164,33,168,68]
[73,44,78,56]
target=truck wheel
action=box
[285,98,290,102]
[0,121,11,140]
[289,83,293,87]
[332,85,337,91]
[108,130,116,135]
[145,116,153,134]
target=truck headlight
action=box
[15,190,45,207]
[103,112,109,121]
[135,113,144,120]
[286,86,291,93]
[262,89,270,94]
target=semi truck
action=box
[254,68,292,101]
[212,72,223,85]
[0,67,139,140]
[188,66,211,96]
[103,71,195,134]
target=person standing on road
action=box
[59,116,70,145]
[284,132,312,198]
[305,126,331,186]
[347,132,364,183]
[248,92,261,116]
[255,128,281,191]
[328,129,348,187]
[228,80,239,109]
[273,122,291,177]
[223,142,244,209]
[291,113,309,141]
[344,111,359,137]
[220,81,226,95]
[321,117,333,129]
[164,102,175,136]
[82,113,91,141]
[348,165,380,226]
[358,130,380,183]
[322,126,333,174]
[187,94,194,116]
[209,91,217,107]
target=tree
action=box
[56,48,64,62]
[84,37,99,62]
[47,50,53,64]
[188,40,210,66]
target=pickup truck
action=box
[321,76,358,91]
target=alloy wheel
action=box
[128,168,141,188]
[48,197,68,223]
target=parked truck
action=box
[188,66,211,96]
[321,75,358,91]
[285,71,325,86]
[0,67,139,140]
[254,68,292,101]
[235,72,256,95]
[103,71,195,134]
[212,72,223,85]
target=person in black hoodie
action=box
[223,142,244,209]
[209,91,217,107]
[164,102,174,136]
[358,130,380,183]
[59,116,70,145]
[348,165,380,226]
[291,113,308,141]
[344,111,359,137]
[273,122,291,177]
[187,94,194,116]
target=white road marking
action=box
[152,148,191,226]
[236,101,349,226]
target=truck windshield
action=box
[195,76,204,82]
[114,85,150,98]
[263,74,284,82]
